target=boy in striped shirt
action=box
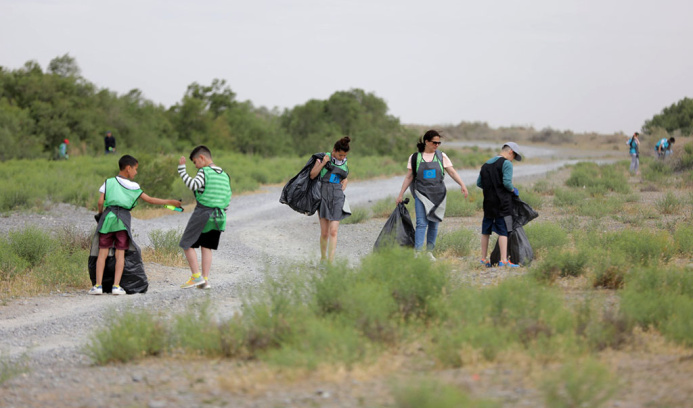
[178,146,232,289]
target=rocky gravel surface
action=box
[0,147,633,407]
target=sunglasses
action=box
[431,141,442,145]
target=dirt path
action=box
[0,146,624,407]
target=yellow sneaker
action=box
[181,275,205,288]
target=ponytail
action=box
[417,129,441,152]
[334,136,351,152]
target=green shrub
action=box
[531,179,554,195]
[655,192,682,215]
[445,190,478,217]
[575,196,624,218]
[590,250,628,289]
[621,266,693,346]
[341,206,370,224]
[149,228,183,257]
[565,162,629,195]
[8,226,54,267]
[85,308,167,364]
[370,195,402,218]
[0,244,29,279]
[553,188,588,208]
[575,302,631,351]
[392,378,499,408]
[38,249,91,287]
[430,277,575,365]
[600,229,673,266]
[524,222,569,254]
[435,228,476,257]
[540,358,618,408]
[519,189,543,210]
[674,223,693,255]
[359,248,448,321]
[530,249,588,282]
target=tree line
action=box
[0,54,415,161]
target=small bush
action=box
[655,192,682,215]
[519,189,543,210]
[590,250,628,289]
[553,188,588,208]
[435,228,476,257]
[576,196,624,218]
[524,222,569,254]
[0,244,29,280]
[341,206,370,224]
[370,195,402,218]
[621,266,693,346]
[674,223,693,255]
[540,358,618,408]
[8,226,54,267]
[601,229,673,266]
[530,249,588,282]
[445,190,478,217]
[531,179,554,195]
[85,308,167,364]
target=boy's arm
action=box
[140,194,182,208]
[502,161,515,191]
[97,193,105,213]
[178,157,205,191]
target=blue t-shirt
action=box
[628,138,638,154]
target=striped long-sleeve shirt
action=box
[178,164,223,193]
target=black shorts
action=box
[191,230,222,250]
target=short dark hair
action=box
[333,137,351,152]
[417,129,442,153]
[669,137,676,144]
[119,155,138,170]
[190,145,212,161]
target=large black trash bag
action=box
[373,198,415,251]
[490,196,539,266]
[87,233,148,294]
[279,153,325,216]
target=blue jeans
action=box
[414,195,439,251]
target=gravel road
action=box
[0,146,616,407]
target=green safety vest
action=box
[195,167,232,232]
[319,152,349,181]
[413,151,444,175]
[99,177,143,234]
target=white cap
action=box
[503,142,522,161]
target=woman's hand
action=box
[461,185,468,198]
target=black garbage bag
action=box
[87,227,148,294]
[88,250,148,294]
[490,196,539,266]
[373,198,415,250]
[279,153,325,216]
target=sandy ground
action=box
[3,145,692,407]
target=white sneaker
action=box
[426,252,437,261]
[88,285,103,295]
[111,285,126,295]
[196,279,211,290]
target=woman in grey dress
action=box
[309,137,352,263]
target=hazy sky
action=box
[2,0,692,134]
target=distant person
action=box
[627,132,640,175]
[58,139,69,160]
[104,131,116,154]
[396,130,469,260]
[477,142,522,268]
[178,145,232,289]
[90,155,182,295]
[310,137,352,263]
[655,137,675,159]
